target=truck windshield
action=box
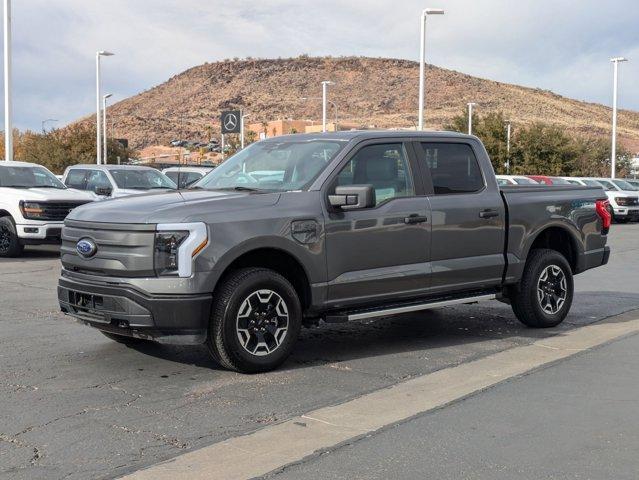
[612,179,638,191]
[0,164,66,189]
[195,140,347,192]
[110,169,177,190]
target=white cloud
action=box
[1,0,638,130]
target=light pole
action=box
[3,0,13,161]
[467,102,477,135]
[96,51,114,164]
[505,121,512,174]
[321,81,335,132]
[42,119,58,133]
[301,97,338,128]
[102,93,113,163]
[240,113,250,149]
[418,8,444,131]
[610,57,628,178]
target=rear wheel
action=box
[511,248,573,328]
[0,217,24,258]
[207,268,302,373]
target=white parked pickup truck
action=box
[0,161,95,257]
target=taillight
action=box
[595,199,611,234]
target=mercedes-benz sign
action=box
[221,110,242,134]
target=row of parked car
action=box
[0,161,215,257]
[496,175,639,223]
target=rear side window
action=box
[65,169,88,189]
[419,143,484,194]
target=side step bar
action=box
[325,293,497,323]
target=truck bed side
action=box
[500,185,609,285]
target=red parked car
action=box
[527,175,571,186]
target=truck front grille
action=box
[37,201,91,221]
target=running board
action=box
[324,293,497,323]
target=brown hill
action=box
[98,56,639,152]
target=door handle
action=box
[479,209,499,219]
[404,214,428,224]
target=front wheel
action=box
[0,217,24,258]
[207,268,302,373]
[511,248,573,328]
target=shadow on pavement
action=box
[120,291,639,373]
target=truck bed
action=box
[499,185,609,284]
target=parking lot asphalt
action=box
[1,224,638,480]
[267,322,639,480]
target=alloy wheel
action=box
[236,289,289,356]
[536,265,567,315]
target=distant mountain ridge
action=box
[87,56,639,151]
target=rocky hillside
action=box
[93,56,639,151]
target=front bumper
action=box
[613,207,639,218]
[16,222,64,243]
[58,276,212,344]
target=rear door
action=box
[414,139,505,294]
[323,139,432,308]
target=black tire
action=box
[511,248,573,328]
[0,216,24,258]
[101,331,150,345]
[207,268,302,373]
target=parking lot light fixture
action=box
[96,51,114,164]
[467,102,477,135]
[610,56,628,179]
[418,8,444,131]
[102,94,113,163]
[241,113,250,149]
[4,0,13,162]
[321,81,335,133]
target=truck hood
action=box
[0,187,95,202]
[112,188,175,198]
[67,189,281,224]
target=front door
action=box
[323,141,431,309]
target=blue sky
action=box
[1,0,638,131]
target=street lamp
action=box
[505,121,512,174]
[41,119,58,133]
[102,94,113,163]
[301,97,338,129]
[240,113,250,149]
[3,0,13,161]
[96,50,114,164]
[418,8,444,131]
[467,102,477,135]
[321,81,335,132]
[610,56,628,179]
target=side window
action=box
[86,170,112,193]
[419,143,484,194]
[336,143,415,205]
[183,172,202,187]
[65,169,87,189]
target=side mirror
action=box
[328,185,376,210]
[95,186,113,196]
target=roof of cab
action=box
[65,164,159,171]
[0,160,49,168]
[260,130,477,142]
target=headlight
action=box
[154,223,208,277]
[615,197,629,206]
[19,201,45,219]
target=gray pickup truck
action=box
[58,131,611,372]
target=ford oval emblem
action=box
[76,238,97,258]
